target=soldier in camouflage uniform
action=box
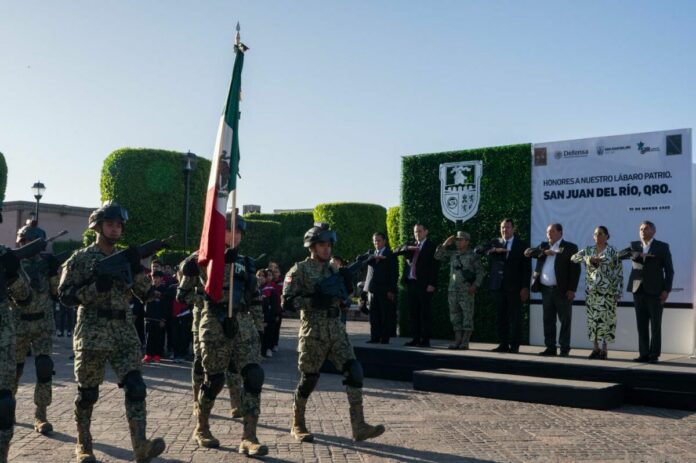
[58,203,165,463]
[177,251,245,419]
[282,223,385,443]
[434,231,484,350]
[182,215,267,456]
[11,224,59,435]
[0,241,33,463]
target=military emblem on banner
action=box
[439,160,483,223]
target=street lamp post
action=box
[31,181,46,224]
[182,151,197,250]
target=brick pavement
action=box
[9,319,696,462]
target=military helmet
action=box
[225,213,247,232]
[303,222,337,248]
[16,222,47,244]
[88,202,129,230]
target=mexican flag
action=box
[198,43,245,302]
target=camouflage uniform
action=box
[434,245,484,349]
[185,249,266,455]
[11,253,58,434]
[59,243,164,463]
[283,256,385,442]
[0,246,32,463]
[177,252,244,418]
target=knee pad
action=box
[121,370,147,402]
[16,362,25,378]
[202,372,225,399]
[297,373,320,398]
[193,358,205,376]
[75,386,99,409]
[241,364,264,394]
[0,390,15,430]
[342,360,363,388]
[35,355,54,383]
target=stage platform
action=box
[336,331,696,411]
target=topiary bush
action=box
[386,206,401,249]
[238,219,282,265]
[243,211,314,272]
[313,203,387,261]
[100,148,211,250]
[399,143,532,342]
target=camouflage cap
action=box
[88,202,129,229]
[303,222,337,248]
[455,231,470,240]
[16,223,47,244]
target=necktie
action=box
[505,240,510,260]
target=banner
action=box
[531,128,693,353]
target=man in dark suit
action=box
[627,220,674,363]
[525,223,580,357]
[364,232,398,344]
[394,223,439,348]
[479,218,531,353]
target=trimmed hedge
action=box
[155,249,190,268]
[386,206,401,249]
[238,219,282,265]
[313,203,387,261]
[100,148,211,249]
[243,211,314,272]
[399,144,532,342]
[0,152,6,207]
[52,240,84,255]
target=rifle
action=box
[14,230,69,261]
[94,235,175,287]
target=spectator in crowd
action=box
[525,223,580,357]
[394,223,439,348]
[364,232,397,344]
[169,270,191,363]
[435,231,484,350]
[258,269,280,358]
[143,271,168,363]
[627,221,674,363]
[55,301,75,337]
[132,298,145,348]
[478,218,530,354]
[571,226,623,359]
[268,262,283,352]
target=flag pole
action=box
[228,23,242,320]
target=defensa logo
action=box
[555,149,589,159]
[637,141,660,155]
[439,160,482,223]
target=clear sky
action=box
[1,0,694,212]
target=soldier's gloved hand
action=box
[123,247,143,275]
[222,316,238,339]
[44,254,60,277]
[182,260,200,277]
[95,274,113,293]
[0,251,21,279]
[224,248,238,263]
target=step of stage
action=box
[413,368,624,410]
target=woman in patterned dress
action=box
[571,226,623,359]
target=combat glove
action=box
[95,273,113,293]
[222,316,238,339]
[0,251,21,279]
[182,260,200,277]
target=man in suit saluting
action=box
[478,218,531,353]
[525,223,580,357]
[364,232,398,344]
[394,223,439,348]
[628,220,674,363]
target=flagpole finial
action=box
[234,22,248,52]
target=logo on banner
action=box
[533,147,547,166]
[439,161,482,223]
[666,134,683,155]
[637,141,660,155]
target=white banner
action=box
[531,128,693,353]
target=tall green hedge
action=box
[0,152,7,207]
[52,240,84,255]
[238,219,282,264]
[386,206,401,249]
[242,211,314,271]
[400,144,532,341]
[100,148,211,249]
[313,203,387,261]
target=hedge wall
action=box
[386,206,401,249]
[52,240,84,255]
[313,203,387,261]
[0,152,6,207]
[155,249,191,268]
[399,144,532,342]
[243,211,314,272]
[100,148,211,249]
[237,219,282,265]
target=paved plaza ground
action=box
[9,319,696,462]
